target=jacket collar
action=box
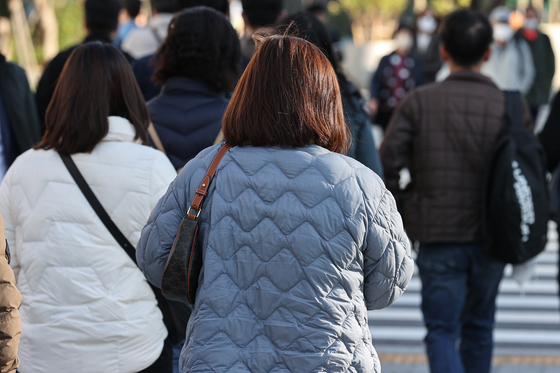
[83,34,112,44]
[102,116,141,144]
[160,77,226,98]
[443,70,499,89]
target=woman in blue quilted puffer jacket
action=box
[137,34,414,373]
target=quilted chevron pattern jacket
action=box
[138,144,414,373]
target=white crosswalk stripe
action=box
[369,222,560,352]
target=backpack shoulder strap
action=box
[504,90,523,128]
[59,153,137,263]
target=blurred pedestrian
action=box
[121,0,175,59]
[240,0,284,69]
[415,8,443,83]
[380,10,533,373]
[306,2,342,59]
[35,0,131,129]
[115,0,142,48]
[0,42,177,373]
[0,213,22,373]
[131,0,229,101]
[137,33,413,373]
[517,6,555,121]
[481,6,535,94]
[148,6,240,170]
[369,25,424,131]
[280,12,383,178]
[0,55,42,183]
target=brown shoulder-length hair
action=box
[222,34,349,154]
[36,42,149,154]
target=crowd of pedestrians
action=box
[0,1,558,373]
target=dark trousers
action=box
[417,243,505,373]
[138,335,174,373]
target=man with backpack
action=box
[380,10,534,373]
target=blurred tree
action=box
[470,0,507,12]
[339,0,407,42]
[34,0,58,61]
[55,0,85,53]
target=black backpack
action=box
[482,91,549,264]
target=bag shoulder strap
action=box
[187,143,232,219]
[59,153,137,263]
[148,123,166,154]
[504,90,523,128]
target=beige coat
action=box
[0,213,21,373]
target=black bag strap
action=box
[60,152,192,344]
[59,153,136,263]
[504,90,523,128]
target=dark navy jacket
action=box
[147,77,228,170]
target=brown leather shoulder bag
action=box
[161,143,232,304]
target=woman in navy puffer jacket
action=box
[147,7,241,170]
[137,34,414,373]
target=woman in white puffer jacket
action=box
[0,42,177,373]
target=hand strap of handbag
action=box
[187,143,232,219]
[59,153,136,260]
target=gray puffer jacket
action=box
[137,144,414,373]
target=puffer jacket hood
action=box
[0,116,177,373]
[138,144,414,373]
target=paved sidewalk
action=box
[379,354,560,373]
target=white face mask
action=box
[525,17,539,30]
[417,16,438,34]
[395,32,414,52]
[493,23,514,43]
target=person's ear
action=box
[439,44,449,62]
[482,46,491,62]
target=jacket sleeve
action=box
[1,63,42,151]
[0,213,22,373]
[519,39,536,95]
[355,119,384,180]
[543,34,556,87]
[137,176,188,287]
[362,188,414,310]
[379,91,416,195]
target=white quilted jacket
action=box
[0,117,177,373]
